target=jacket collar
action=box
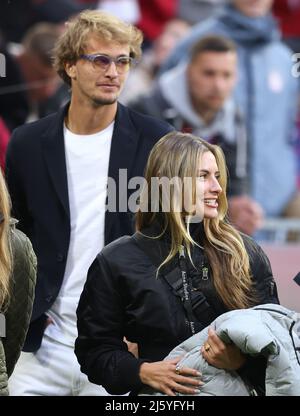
[104,103,141,243]
[107,102,140,184]
[136,220,205,274]
[41,103,70,218]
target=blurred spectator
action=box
[129,35,263,235]
[0,0,94,43]
[9,23,61,123]
[38,83,70,119]
[137,0,178,48]
[273,0,300,52]
[0,33,30,130]
[160,0,300,224]
[273,0,300,199]
[0,117,10,172]
[178,0,228,25]
[120,18,190,104]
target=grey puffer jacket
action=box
[140,304,300,396]
[0,221,37,395]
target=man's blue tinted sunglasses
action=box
[79,54,137,73]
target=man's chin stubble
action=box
[91,96,118,107]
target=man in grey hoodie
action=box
[129,35,263,236]
[158,0,299,227]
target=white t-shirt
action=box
[46,122,114,345]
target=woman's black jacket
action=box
[75,230,279,395]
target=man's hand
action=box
[201,328,246,370]
[228,195,264,235]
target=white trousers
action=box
[8,333,110,396]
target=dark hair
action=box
[190,35,237,61]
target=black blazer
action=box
[5,102,173,351]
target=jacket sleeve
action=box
[3,227,37,377]
[75,254,148,395]
[244,236,280,305]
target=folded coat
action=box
[140,304,300,396]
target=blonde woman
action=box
[75,132,279,396]
[0,169,36,395]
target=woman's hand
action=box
[201,327,246,370]
[139,357,203,396]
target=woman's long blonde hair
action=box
[136,132,256,309]
[0,169,12,310]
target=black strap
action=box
[132,233,217,332]
[178,247,198,334]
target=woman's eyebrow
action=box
[197,169,220,174]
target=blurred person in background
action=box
[160,0,300,231]
[11,23,62,122]
[177,0,228,25]
[137,0,178,49]
[0,23,62,128]
[273,0,300,195]
[0,32,30,130]
[120,18,191,104]
[129,35,263,236]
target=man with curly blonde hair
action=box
[6,10,173,396]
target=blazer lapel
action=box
[105,103,140,242]
[41,102,140,236]
[41,104,70,219]
[107,103,139,183]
